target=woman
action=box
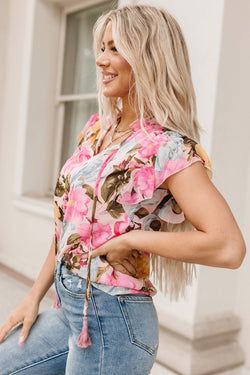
[0,5,245,375]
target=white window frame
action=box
[53,1,108,188]
[13,0,122,219]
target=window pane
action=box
[61,100,98,165]
[62,2,117,95]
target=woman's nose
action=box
[96,53,110,68]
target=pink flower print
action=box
[117,191,140,205]
[62,189,68,212]
[134,167,154,199]
[75,146,92,163]
[117,167,155,204]
[61,146,92,176]
[88,114,99,127]
[77,220,112,248]
[64,187,91,224]
[130,118,163,134]
[63,198,68,213]
[118,160,129,170]
[137,132,168,159]
[114,213,131,235]
[129,119,141,132]
[155,157,190,187]
[127,160,141,169]
[70,247,86,267]
[97,266,142,290]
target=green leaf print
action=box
[106,200,125,219]
[55,179,65,197]
[134,207,149,219]
[65,175,71,193]
[101,169,132,202]
[67,233,81,245]
[95,265,110,282]
[82,184,94,200]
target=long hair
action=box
[93,5,201,143]
[93,6,202,298]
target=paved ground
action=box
[0,268,52,325]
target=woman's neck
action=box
[118,96,139,130]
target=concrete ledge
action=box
[156,310,244,375]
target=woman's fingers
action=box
[0,315,20,343]
[111,262,136,276]
[0,299,39,345]
[112,263,130,275]
[123,259,137,277]
[18,317,35,345]
[131,250,139,258]
[109,259,137,277]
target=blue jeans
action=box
[0,263,159,374]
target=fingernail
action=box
[18,336,24,345]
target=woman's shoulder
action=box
[144,121,211,172]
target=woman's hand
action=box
[0,237,56,345]
[0,293,40,345]
[89,233,139,277]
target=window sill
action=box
[14,195,54,219]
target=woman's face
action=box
[96,22,133,99]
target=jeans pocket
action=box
[118,295,159,355]
[59,271,86,298]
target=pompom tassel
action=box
[77,316,92,348]
[53,290,60,309]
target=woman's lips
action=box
[102,74,118,84]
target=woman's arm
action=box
[0,236,56,344]
[91,162,246,270]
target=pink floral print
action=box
[77,220,112,249]
[64,187,91,224]
[54,114,211,296]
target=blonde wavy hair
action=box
[93,6,203,298]
[93,5,201,143]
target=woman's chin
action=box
[103,92,119,98]
[102,88,128,99]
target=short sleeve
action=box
[152,132,212,224]
[154,132,212,188]
[117,131,211,206]
[117,131,212,227]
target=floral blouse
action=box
[54,114,211,297]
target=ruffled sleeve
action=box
[154,132,212,187]
[153,132,212,224]
[117,130,212,226]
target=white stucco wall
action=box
[225,1,250,370]
[195,0,250,319]
[0,0,10,136]
[0,0,56,280]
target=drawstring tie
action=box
[53,290,60,309]
[77,149,119,348]
[53,252,60,309]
